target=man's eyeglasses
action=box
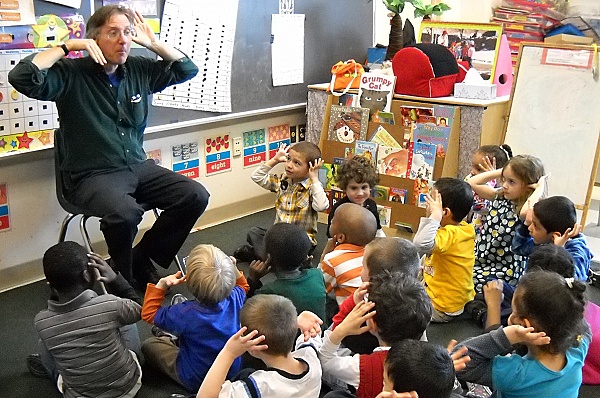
[105,28,136,41]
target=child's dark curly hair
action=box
[335,156,379,191]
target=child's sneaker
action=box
[26,354,50,378]
[171,293,188,306]
[151,325,179,344]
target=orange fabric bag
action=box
[328,59,364,96]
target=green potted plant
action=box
[382,0,451,60]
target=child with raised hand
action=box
[317,272,433,398]
[141,244,250,393]
[483,244,600,385]
[319,202,378,306]
[465,144,512,235]
[512,195,592,281]
[467,154,545,292]
[322,155,385,260]
[413,177,476,323]
[454,270,591,398]
[197,295,323,398]
[247,222,327,321]
[235,142,328,262]
[29,242,142,398]
[330,237,421,355]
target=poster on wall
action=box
[153,0,238,112]
[242,128,266,168]
[172,142,199,179]
[0,183,10,232]
[267,124,290,160]
[205,134,231,176]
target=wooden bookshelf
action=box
[319,95,460,232]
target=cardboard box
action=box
[453,83,497,100]
[544,34,594,45]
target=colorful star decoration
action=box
[38,131,52,145]
[0,138,6,148]
[32,15,70,48]
[17,132,34,149]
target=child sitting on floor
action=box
[141,244,249,393]
[322,155,385,260]
[319,202,378,306]
[454,270,590,398]
[29,242,142,398]
[317,271,432,398]
[247,222,327,321]
[512,195,593,281]
[413,177,476,323]
[378,340,466,398]
[331,237,421,355]
[234,142,328,262]
[197,294,323,398]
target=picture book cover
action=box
[433,104,454,127]
[376,204,392,228]
[330,188,345,209]
[354,140,378,163]
[372,111,395,124]
[377,145,409,178]
[412,122,452,157]
[357,72,396,116]
[372,185,390,201]
[409,141,436,180]
[337,93,359,108]
[389,187,408,204]
[319,163,338,190]
[327,105,369,144]
[399,105,436,128]
[369,125,401,148]
[413,178,434,208]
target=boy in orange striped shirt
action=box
[319,203,377,306]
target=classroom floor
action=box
[1,208,598,398]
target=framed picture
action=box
[418,21,503,81]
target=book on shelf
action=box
[389,187,408,204]
[411,122,452,157]
[357,72,396,118]
[376,145,409,178]
[376,204,392,228]
[372,111,395,124]
[369,125,402,148]
[330,188,345,210]
[372,185,390,201]
[327,105,369,143]
[354,140,378,163]
[318,163,338,190]
[336,93,359,107]
[409,142,436,180]
[413,178,434,208]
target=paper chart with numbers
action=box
[153,0,238,113]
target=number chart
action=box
[152,0,239,113]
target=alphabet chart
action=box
[152,0,239,113]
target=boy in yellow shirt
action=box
[413,178,475,322]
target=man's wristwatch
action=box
[57,42,69,56]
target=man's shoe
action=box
[26,354,50,378]
[233,244,257,263]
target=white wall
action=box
[0,110,305,292]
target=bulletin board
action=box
[503,43,600,225]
